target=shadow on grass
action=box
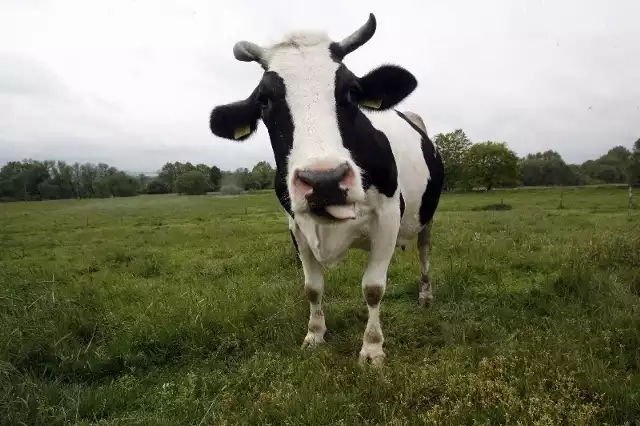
[471,203,513,211]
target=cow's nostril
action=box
[296,172,313,187]
[292,170,313,192]
[339,164,354,187]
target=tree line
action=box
[0,159,277,202]
[434,131,640,191]
[0,160,142,202]
[1,135,638,202]
[146,160,276,196]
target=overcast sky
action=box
[1,0,639,173]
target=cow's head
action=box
[209,14,417,221]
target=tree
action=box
[38,180,60,200]
[518,150,580,186]
[51,161,76,199]
[175,170,208,195]
[175,162,197,176]
[250,161,276,190]
[157,162,179,192]
[433,129,472,190]
[629,138,640,188]
[465,141,519,190]
[209,165,222,192]
[581,146,631,184]
[145,178,171,194]
[567,164,593,186]
[107,172,140,197]
[0,161,28,200]
[234,167,253,190]
[0,159,141,202]
[22,160,50,200]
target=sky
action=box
[1,0,639,174]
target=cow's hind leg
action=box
[417,221,434,308]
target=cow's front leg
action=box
[296,235,326,349]
[359,201,401,366]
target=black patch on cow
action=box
[357,65,418,111]
[274,168,293,217]
[245,71,296,216]
[209,86,261,141]
[395,110,445,225]
[328,42,343,63]
[209,71,293,176]
[255,72,297,216]
[258,72,294,175]
[334,65,398,198]
[209,71,294,184]
[399,191,405,219]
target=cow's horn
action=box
[337,13,377,58]
[233,41,267,69]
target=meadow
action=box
[1,186,639,425]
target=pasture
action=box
[1,186,639,425]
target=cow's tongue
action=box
[324,204,356,220]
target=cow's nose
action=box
[295,162,352,192]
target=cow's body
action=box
[287,108,442,268]
[209,13,444,365]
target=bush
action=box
[220,184,243,195]
[175,171,208,195]
[108,172,140,197]
[145,179,171,195]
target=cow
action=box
[209,13,444,366]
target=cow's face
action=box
[209,14,417,221]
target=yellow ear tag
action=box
[233,125,251,139]
[360,99,382,109]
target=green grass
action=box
[1,186,639,425]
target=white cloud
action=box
[1,0,639,172]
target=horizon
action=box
[0,136,636,178]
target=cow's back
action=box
[364,109,444,246]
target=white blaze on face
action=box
[266,32,364,213]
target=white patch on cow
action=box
[365,110,432,245]
[265,32,365,215]
[293,187,385,268]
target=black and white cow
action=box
[209,13,444,365]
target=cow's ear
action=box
[209,97,261,141]
[357,65,417,111]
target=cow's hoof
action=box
[358,347,385,367]
[418,294,433,308]
[301,333,325,349]
[418,279,434,308]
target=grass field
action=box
[1,186,639,425]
